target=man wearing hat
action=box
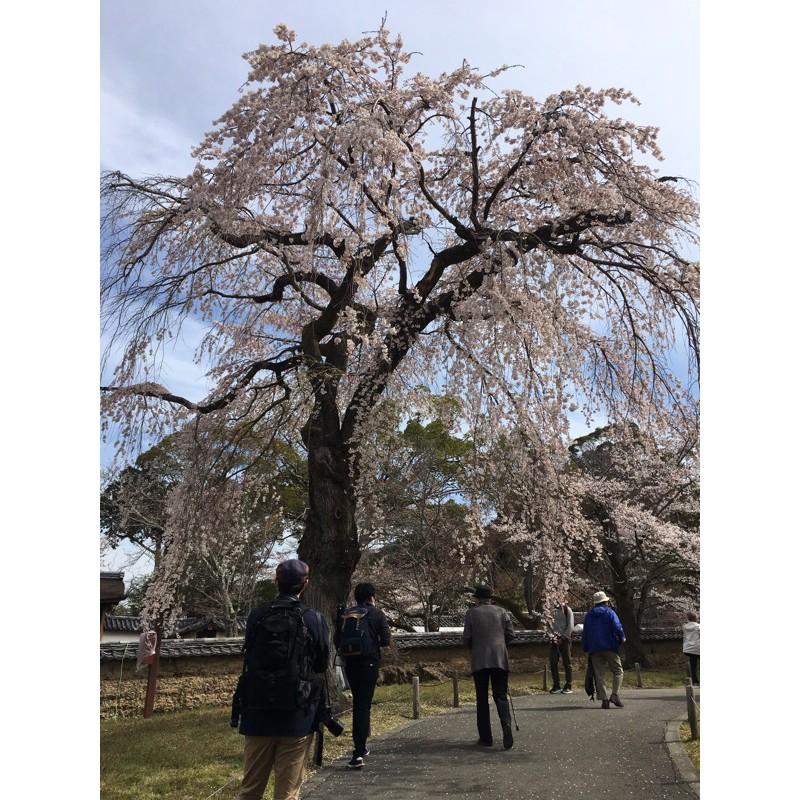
[582,590,626,709]
[462,585,516,748]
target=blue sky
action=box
[102,0,698,179]
[101,0,699,398]
[100,0,699,575]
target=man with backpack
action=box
[233,559,329,800]
[334,582,391,770]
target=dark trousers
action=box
[549,638,573,689]
[472,668,511,743]
[344,660,379,756]
[686,653,700,685]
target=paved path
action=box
[304,688,696,799]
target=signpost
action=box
[143,630,162,718]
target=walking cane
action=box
[507,692,520,731]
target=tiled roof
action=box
[103,615,246,635]
[392,628,681,648]
[101,637,245,662]
[104,615,143,632]
[100,627,681,662]
[100,572,126,604]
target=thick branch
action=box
[468,97,481,228]
[206,270,341,304]
[101,357,298,414]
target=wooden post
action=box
[635,662,643,688]
[452,673,460,708]
[542,662,548,690]
[412,676,420,719]
[685,678,698,739]
[143,630,161,719]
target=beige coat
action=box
[463,601,516,673]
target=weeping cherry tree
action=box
[101,25,699,624]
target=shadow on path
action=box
[303,688,696,800]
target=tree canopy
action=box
[101,25,699,624]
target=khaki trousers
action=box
[237,734,313,800]
[590,651,624,701]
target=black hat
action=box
[472,585,492,599]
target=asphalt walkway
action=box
[303,687,696,799]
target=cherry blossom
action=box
[101,25,699,621]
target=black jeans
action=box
[549,638,573,689]
[344,659,379,756]
[472,668,511,743]
[686,653,700,685]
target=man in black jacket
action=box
[335,582,391,769]
[235,559,329,800]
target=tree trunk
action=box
[604,542,650,667]
[492,594,542,630]
[524,561,535,616]
[297,398,360,623]
[612,587,650,668]
[223,591,237,637]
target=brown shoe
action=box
[609,693,624,707]
[601,699,610,709]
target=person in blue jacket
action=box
[582,590,626,709]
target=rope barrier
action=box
[113,642,130,720]
[198,776,237,800]
[412,666,548,688]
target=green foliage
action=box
[252,578,278,606]
[101,429,309,622]
[100,435,186,559]
[112,575,152,616]
[362,400,475,630]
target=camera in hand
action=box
[321,706,344,737]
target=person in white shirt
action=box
[682,611,700,686]
[547,603,575,694]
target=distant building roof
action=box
[100,572,126,605]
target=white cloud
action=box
[101,82,196,176]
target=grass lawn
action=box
[101,669,686,799]
[679,714,700,772]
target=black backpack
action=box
[240,601,315,712]
[336,605,378,659]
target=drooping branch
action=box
[101,356,298,414]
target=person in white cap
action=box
[581,590,626,709]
